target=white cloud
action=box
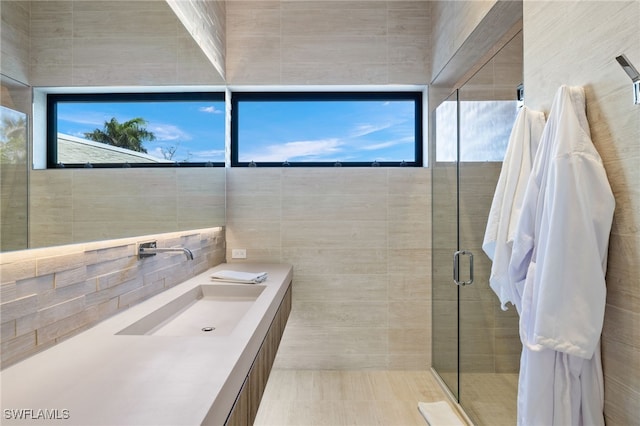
[57,111,113,127]
[148,123,191,142]
[246,138,342,162]
[192,149,225,161]
[360,136,414,151]
[71,131,89,138]
[150,147,165,158]
[199,106,223,114]
[350,122,393,138]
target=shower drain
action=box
[201,327,216,332]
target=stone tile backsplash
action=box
[0,227,225,368]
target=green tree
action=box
[84,117,155,153]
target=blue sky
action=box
[57,98,417,164]
[57,101,226,162]
[236,100,417,163]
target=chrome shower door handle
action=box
[453,250,474,286]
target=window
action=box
[47,92,225,168]
[435,100,518,162]
[231,92,422,167]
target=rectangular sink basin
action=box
[117,284,266,337]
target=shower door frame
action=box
[431,88,461,401]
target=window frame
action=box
[46,92,226,168]
[230,91,423,167]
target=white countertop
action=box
[0,263,293,426]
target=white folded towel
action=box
[210,270,268,284]
[418,401,464,426]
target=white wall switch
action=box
[231,248,247,259]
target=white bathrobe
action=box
[483,106,546,313]
[509,86,614,426]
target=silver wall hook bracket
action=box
[615,54,640,105]
[516,83,524,108]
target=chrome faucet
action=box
[138,242,194,260]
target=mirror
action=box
[0,1,226,252]
[1,77,29,251]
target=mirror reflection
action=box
[0,1,226,252]
[0,96,29,251]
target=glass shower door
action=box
[457,96,519,425]
[432,92,520,423]
[431,90,460,399]
[431,32,523,425]
[450,32,522,425]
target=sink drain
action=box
[201,327,216,332]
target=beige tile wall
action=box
[522,2,639,424]
[0,227,226,368]
[226,1,431,85]
[225,168,432,370]
[0,1,30,85]
[28,168,226,248]
[230,59,409,389]
[28,0,224,86]
[458,31,523,102]
[430,0,495,82]
[430,0,522,87]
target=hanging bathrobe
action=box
[482,106,546,313]
[509,85,614,426]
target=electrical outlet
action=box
[231,248,247,259]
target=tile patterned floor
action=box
[255,370,518,426]
[460,373,518,426]
[254,370,466,426]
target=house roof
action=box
[57,133,173,164]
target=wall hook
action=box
[615,54,640,105]
[516,83,524,108]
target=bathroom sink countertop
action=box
[0,263,293,426]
